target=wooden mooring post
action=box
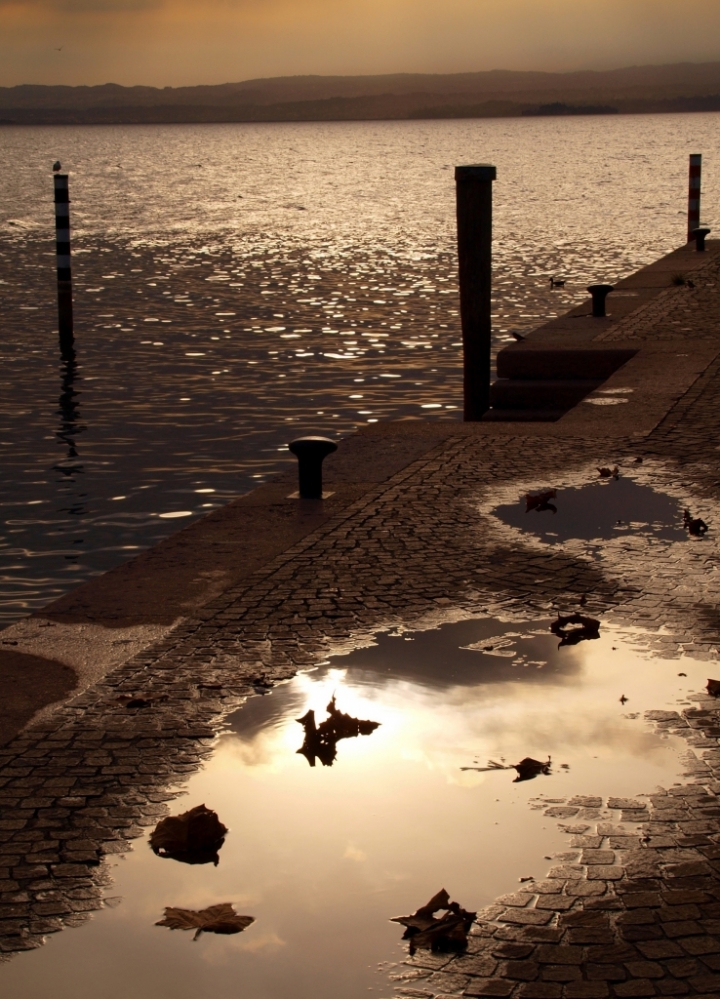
[455,164,496,421]
[53,164,74,356]
[687,153,702,244]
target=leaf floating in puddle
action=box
[390,888,476,954]
[150,804,228,866]
[526,489,557,514]
[551,613,600,648]
[156,903,254,941]
[461,756,552,783]
[597,466,619,479]
[296,695,380,767]
[684,509,709,536]
[707,679,720,697]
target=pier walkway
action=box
[2,243,720,996]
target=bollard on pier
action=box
[687,154,702,244]
[289,437,337,499]
[53,163,74,356]
[691,227,711,252]
[455,164,496,421]
[587,284,614,318]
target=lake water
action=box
[1,113,718,623]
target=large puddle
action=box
[1,617,712,999]
[494,476,688,544]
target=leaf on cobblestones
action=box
[550,613,600,647]
[597,466,619,479]
[115,693,168,709]
[296,695,380,767]
[684,509,709,536]
[391,888,476,954]
[526,489,557,514]
[707,679,720,697]
[150,804,228,866]
[461,756,552,783]
[156,903,253,941]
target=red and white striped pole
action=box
[687,153,701,243]
[53,163,74,354]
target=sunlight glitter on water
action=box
[1,114,719,622]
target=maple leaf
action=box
[391,889,476,954]
[297,695,380,767]
[150,804,228,866]
[155,903,254,941]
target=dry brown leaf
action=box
[684,509,709,536]
[461,756,551,783]
[391,889,475,954]
[155,903,254,941]
[526,489,557,514]
[150,804,228,866]
[550,613,600,647]
[297,695,380,767]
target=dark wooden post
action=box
[455,164,496,421]
[53,166,74,356]
[687,154,701,243]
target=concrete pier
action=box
[2,241,720,993]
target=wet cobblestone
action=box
[2,253,720,996]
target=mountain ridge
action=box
[2,61,720,123]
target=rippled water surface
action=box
[1,114,718,622]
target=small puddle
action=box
[2,618,711,999]
[494,476,687,544]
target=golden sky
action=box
[2,0,720,88]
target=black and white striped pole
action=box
[53,163,73,355]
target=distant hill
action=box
[2,62,720,125]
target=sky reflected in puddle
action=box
[494,477,687,544]
[2,618,710,999]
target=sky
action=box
[2,0,720,89]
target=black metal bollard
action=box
[691,227,711,252]
[587,284,614,318]
[289,437,337,499]
[53,164,74,356]
[455,164,496,421]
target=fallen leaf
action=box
[619,695,628,705]
[460,756,551,783]
[707,679,720,697]
[684,509,709,536]
[156,903,254,941]
[114,693,168,709]
[550,613,600,647]
[297,695,380,767]
[597,466,619,479]
[391,889,476,954]
[150,804,228,866]
[526,489,557,514]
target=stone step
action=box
[489,378,602,410]
[496,347,636,381]
[481,408,565,422]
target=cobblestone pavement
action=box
[3,251,720,998]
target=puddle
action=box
[1,618,711,999]
[494,476,687,544]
